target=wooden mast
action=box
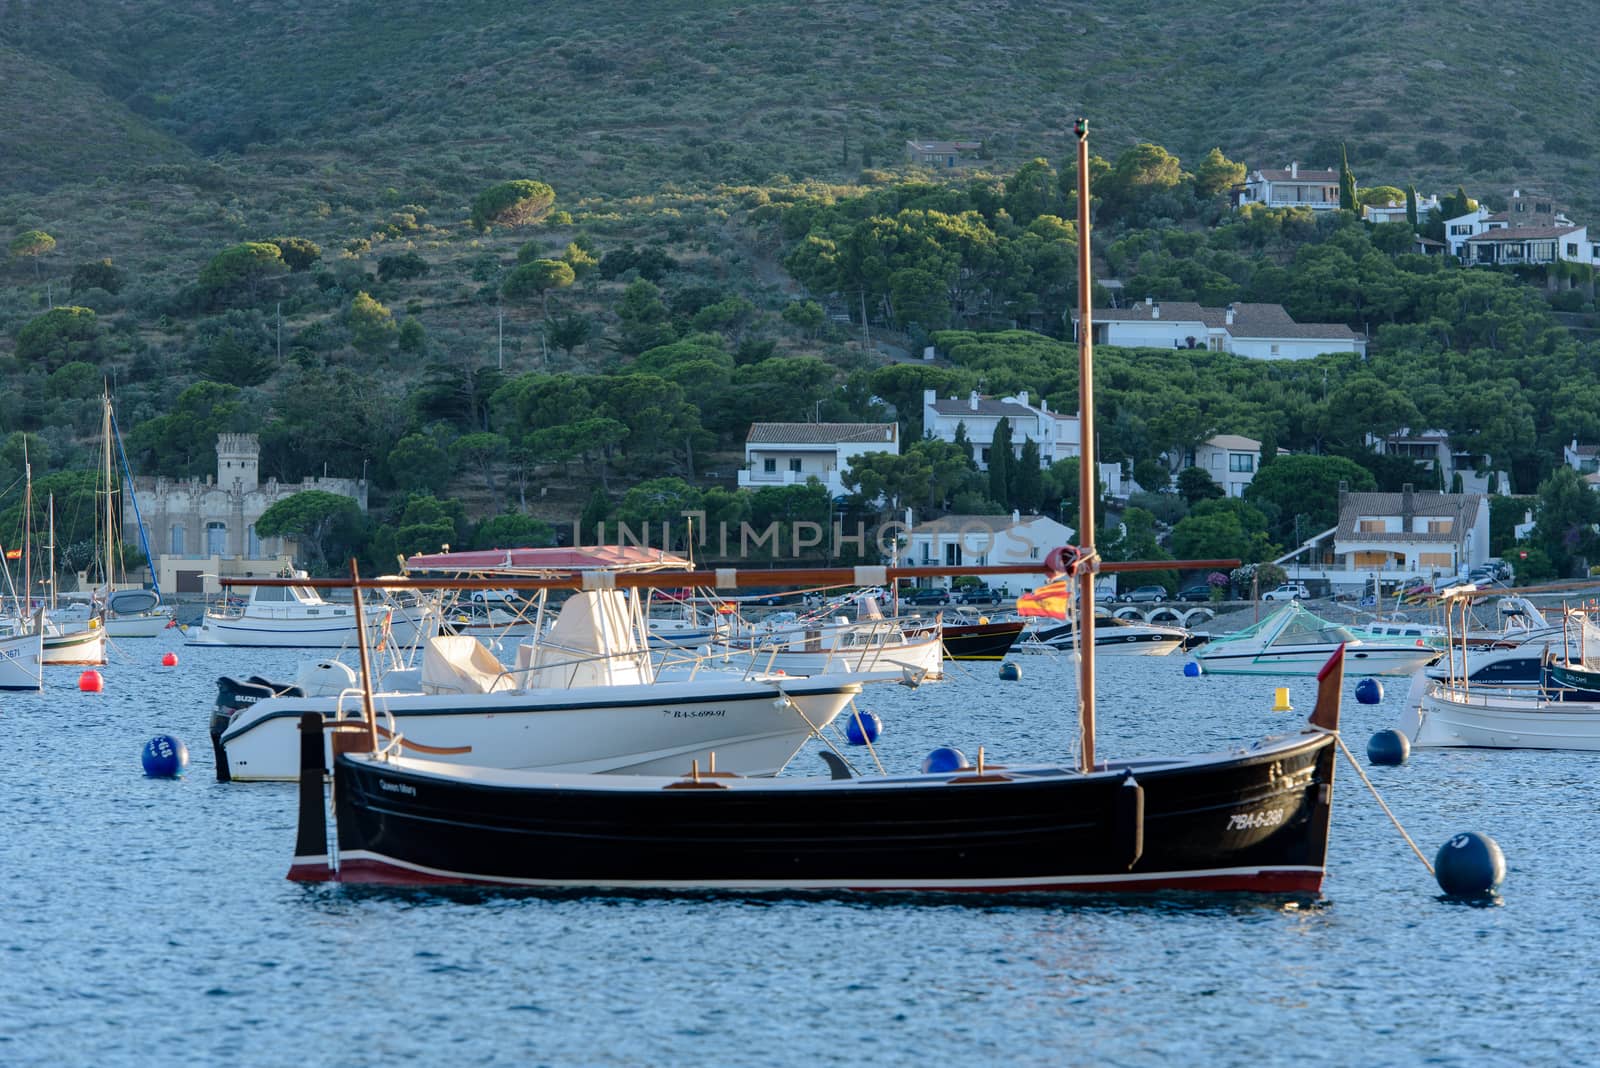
[1074,117,1098,774]
[103,392,115,608]
[20,439,31,621]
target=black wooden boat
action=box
[289,649,1340,891]
[910,618,1027,660]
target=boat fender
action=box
[1115,771,1144,870]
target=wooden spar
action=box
[347,558,380,753]
[222,557,1242,594]
[1074,116,1097,774]
[102,392,115,606]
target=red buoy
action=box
[161,651,179,667]
[79,670,104,693]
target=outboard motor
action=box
[211,675,305,782]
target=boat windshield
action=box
[1267,613,1354,647]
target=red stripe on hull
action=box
[291,855,1324,894]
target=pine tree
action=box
[1338,143,1357,212]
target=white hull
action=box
[1195,643,1436,676]
[187,609,434,649]
[42,626,106,665]
[104,612,174,638]
[1408,679,1600,750]
[219,677,862,782]
[730,634,945,680]
[0,629,43,690]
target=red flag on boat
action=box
[3,548,19,560]
[1016,580,1070,620]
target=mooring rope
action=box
[1327,729,1435,876]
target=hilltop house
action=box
[1368,429,1508,495]
[1172,435,1264,498]
[1441,190,1599,266]
[904,511,1074,596]
[921,388,1125,494]
[739,423,899,498]
[1563,438,1600,490]
[1074,299,1366,360]
[1363,193,1440,224]
[126,433,368,595]
[905,140,983,169]
[1239,162,1343,211]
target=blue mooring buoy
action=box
[1367,728,1410,766]
[1355,678,1384,705]
[921,746,969,774]
[998,661,1021,681]
[1183,661,1201,678]
[844,710,883,746]
[1434,832,1506,898]
[141,735,189,778]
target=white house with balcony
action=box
[126,433,368,595]
[904,511,1074,596]
[1074,299,1366,360]
[1332,485,1488,580]
[1239,162,1343,211]
[739,423,898,498]
[1174,434,1262,498]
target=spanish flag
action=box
[1017,580,1070,620]
[3,548,19,560]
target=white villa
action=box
[1174,435,1264,498]
[1281,485,1489,591]
[1363,193,1440,224]
[126,433,368,595]
[1075,299,1366,360]
[1239,162,1342,211]
[904,511,1074,596]
[1441,190,1599,266]
[921,388,1125,494]
[739,423,899,498]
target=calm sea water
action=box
[1,639,1590,1066]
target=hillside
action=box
[4,0,1599,205]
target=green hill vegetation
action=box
[3,1,1600,575]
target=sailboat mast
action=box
[47,495,55,611]
[1074,117,1098,774]
[103,392,115,601]
[21,441,31,618]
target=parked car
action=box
[1177,584,1213,603]
[1261,582,1310,601]
[904,587,951,606]
[1119,585,1168,603]
[956,585,1002,605]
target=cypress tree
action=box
[988,420,1013,507]
[1405,184,1419,228]
[1338,143,1357,212]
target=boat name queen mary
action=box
[379,779,418,796]
[663,708,727,719]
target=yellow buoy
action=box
[1272,687,1294,712]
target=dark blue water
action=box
[1,642,1589,1066]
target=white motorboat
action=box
[1192,601,1439,676]
[1014,612,1188,656]
[721,608,944,680]
[186,578,438,649]
[212,587,863,782]
[40,618,106,665]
